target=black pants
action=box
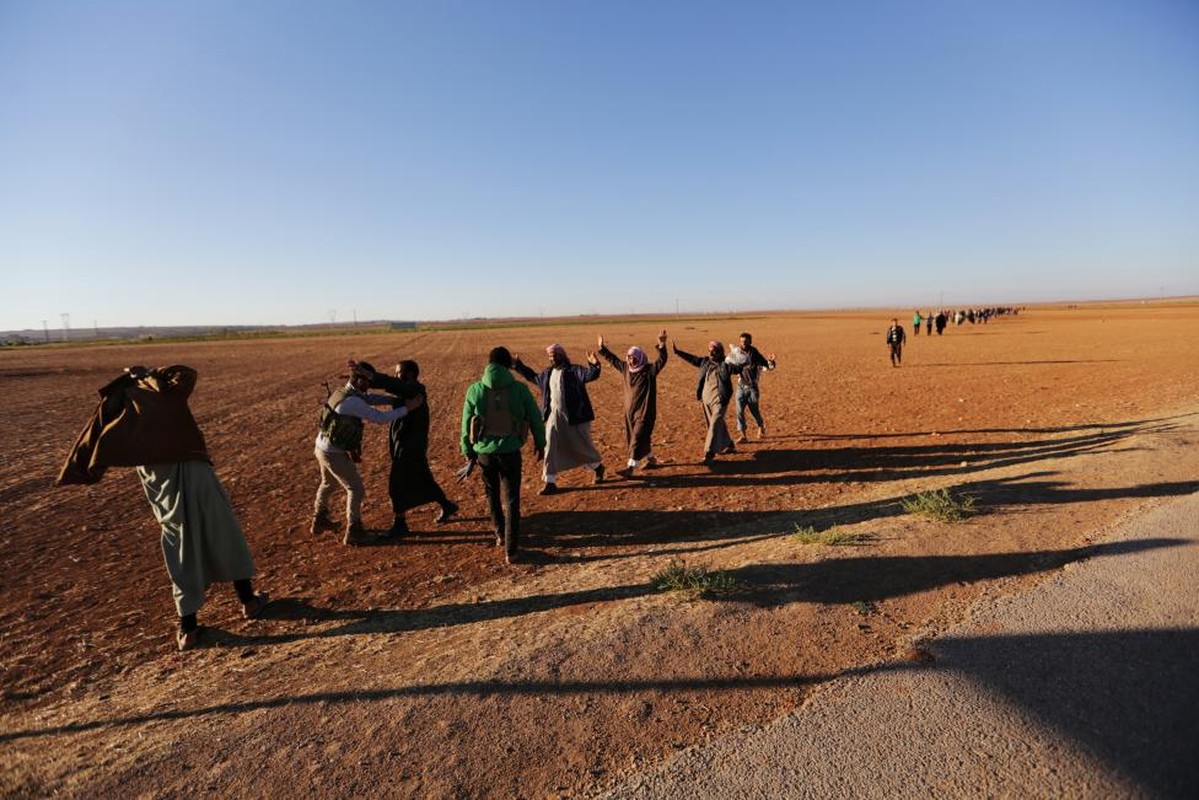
[478,450,522,555]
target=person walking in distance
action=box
[673,340,744,463]
[312,362,424,546]
[730,331,776,443]
[597,329,669,478]
[512,344,604,495]
[57,364,268,651]
[354,359,459,538]
[886,318,907,367]
[459,347,546,564]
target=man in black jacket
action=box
[732,332,777,443]
[353,360,458,537]
[513,344,604,494]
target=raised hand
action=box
[597,334,605,349]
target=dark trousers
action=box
[478,450,522,555]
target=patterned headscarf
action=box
[626,346,648,373]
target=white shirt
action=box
[315,385,410,453]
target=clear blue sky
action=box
[2,1,1196,330]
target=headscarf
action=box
[626,346,648,373]
[546,343,567,358]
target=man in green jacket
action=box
[460,347,546,563]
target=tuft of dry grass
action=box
[901,488,976,522]
[649,560,739,600]
[792,525,873,546]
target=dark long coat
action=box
[598,343,668,460]
[370,374,447,514]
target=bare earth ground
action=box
[2,304,1198,797]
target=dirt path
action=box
[2,304,1198,797]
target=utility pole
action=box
[60,312,71,342]
[42,319,49,343]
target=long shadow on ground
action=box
[932,628,1199,799]
[726,537,1187,606]
[636,420,1185,488]
[526,475,1199,553]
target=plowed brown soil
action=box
[2,304,1198,797]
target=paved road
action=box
[598,492,1199,799]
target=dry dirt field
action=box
[2,303,1198,797]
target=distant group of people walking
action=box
[890,306,1022,366]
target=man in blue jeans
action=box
[732,332,777,443]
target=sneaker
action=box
[721,444,737,455]
[494,532,504,548]
[435,501,459,524]
[616,466,635,480]
[310,510,336,535]
[177,628,200,651]
[736,432,748,444]
[505,550,520,564]
[758,425,767,439]
[702,452,714,463]
[644,456,659,469]
[343,521,371,546]
[379,517,409,539]
[539,482,558,496]
[593,465,606,484]
[242,591,269,620]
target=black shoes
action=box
[593,465,606,484]
[379,517,409,539]
[310,510,336,535]
[435,501,459,524]
[343,521,371,546]
[539,482,558,496]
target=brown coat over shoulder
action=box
[57,365,211,485]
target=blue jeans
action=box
[735,386,764,432]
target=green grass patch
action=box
[851,600,878,616]
[901,488,977,523]
[649,560,739,600]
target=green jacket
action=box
[460,363,546,457]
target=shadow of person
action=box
[726,537,1188,607]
